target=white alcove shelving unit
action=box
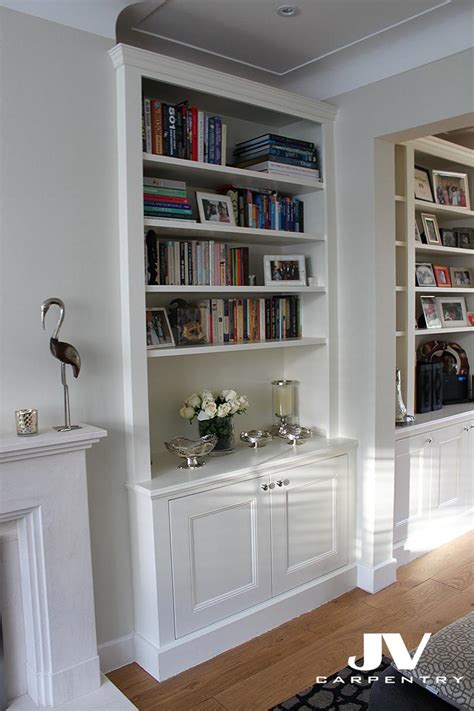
[110,45,355,681]
[395,135,474,419]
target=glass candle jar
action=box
[272,380,298,430]
[15,409,38,436]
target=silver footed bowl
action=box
[240,430,273,449]
[280,425,313,446]
[165,434,218,469]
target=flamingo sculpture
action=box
[41,297,82,432]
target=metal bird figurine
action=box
[41,297,82,432]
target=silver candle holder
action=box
[15,409,38,436]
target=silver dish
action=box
[240,429,273,449]
[280,425,313,446]
[165,434,218,469]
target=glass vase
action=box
[198,416,235,454]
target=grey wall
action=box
[0,8,134,645]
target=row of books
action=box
[143,177,195,222]
[142,97,226,164]
[233,133,320,180]
[145,233,250,286]
[222,187,304,232]
[197,296,301,344]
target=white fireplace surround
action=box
[0,426,107,707]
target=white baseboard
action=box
[98,634,135,674]
[135,565,357,681]
[356,558,397,593]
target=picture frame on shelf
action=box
[467,312,474,326]
[420,212,441,245]
[196,192,236,226]
[415,221,422,243]
[456,229,473,250]
[433,264,451,288]
[168,299,207,346]
[415,263,436,287]
[437,296,468,327]
[263,255,306,287]
[414,166,434,202]
[439,228,458,248]
[146,307,175,349]
[420,296,442,329]
[449,267,473,288]
[432,170,470,210]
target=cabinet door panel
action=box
[271,454,348,596]
[169,477,271,638]
[431,423,464,517]
[394,434,431,543]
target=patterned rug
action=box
[269,657,391,710]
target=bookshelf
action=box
[394,136,474,421]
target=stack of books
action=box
[221,186,304,232]
[145,234,249,287]
[233,133,320,181]
[196,295,301,344]
[143,178,195,222]
[142,98,226,165]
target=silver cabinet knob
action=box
[276,480,283,487]
[425,437,433,444]
[261,483,269,491]
[276,479,290,487]
[464,426,470,432]
[269,482,276,490]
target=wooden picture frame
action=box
[433,264,451,288]
[439,228,458,248]
[432,170,470,210]
[263,255,306,287]
[196,192,236,226]
[146,307,175,349]
[436,296,468,327]
[449,267,473,288]
[414,166,434,202]
[421,213,441,245]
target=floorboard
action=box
[108,530,474,711]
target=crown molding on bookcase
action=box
[109,44,337,124]
[407,136,474,168]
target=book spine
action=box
[143,177,186,189]
[144,199,191,209]
[191,107,198,161]
[204,114,209,163]
[236,133,315,150]
[150,100,163,155]
[221,123,227,166]
[198,111,205,162]
[143,194,188,203]
[143,98,152,153]
[235,145,317,161]
[144,205,193,214]
[208,117,215,164]
[214,117,222,165]
[167,105,177,157]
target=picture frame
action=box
[467,312,474,326]
[145,307,175,349]
[420,296,441,329]
[432,170,470,210]
[420,213,441,245]
[196,192,236,226]
[414,221,422,243]
[449,266,473,288]
[263,255,306,287]
[456,229,473,250]
[415,263,436,287]
[433,264,451,288]
[439,228,458,248]
[414,166,434,202]
[437,296,468,327]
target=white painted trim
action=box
[98,634,135,674]
[357,558,398,593]
[133,565,357,681]
[407,136,474,167]
[0,424,107,463]
[108,44,337,123]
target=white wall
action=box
[327,49,474,587]
[0,8,134,646]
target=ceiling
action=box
[128,0,454,75]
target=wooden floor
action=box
[108,531,474,710]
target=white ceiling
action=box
[131,0,454,75]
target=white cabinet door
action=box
[460,421,474,511]
[430,423,465,520]
[169,477,271,638]
[271,454,349,596]
[394,433,432,543]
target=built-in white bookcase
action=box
[111,45,339,482]
[395,136,474,417]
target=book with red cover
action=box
[150,100,163,155]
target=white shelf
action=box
[395,195,406,203]
[415,243,474,257]
[143,153,324,196]
[415,326,474,336]
[143,218,325,245]
[396,331,406,337]
[415,287,474,294]
[395,402,474,440]
[396,286,407,292]
[146,285,326,294]
[410,136,474,168]
[147,337,326,358]
[414,199,474,218]
[395,240,406,247]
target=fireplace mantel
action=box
[0,424,107,707]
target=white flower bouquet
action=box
[180,389,249,453]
